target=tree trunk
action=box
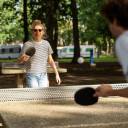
[45,0,62,60]
[71,0,80,63]
[23,0,28,43]
[45,0,54,46]
[53,19,58,60]
[106,37,110,56]
[53,0,62,60]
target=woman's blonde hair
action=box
[31,20,44,29]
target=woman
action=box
[18,20,61,88]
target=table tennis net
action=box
[0,83,128,103]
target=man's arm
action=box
[48,54,61,85]
[93,84,128,98]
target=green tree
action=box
[78,0,113,54]
[58,0,73,46]
[45,0,62,60]
[0,0,24,44]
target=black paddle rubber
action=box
[74,87,98,106]
[25,47,36,57]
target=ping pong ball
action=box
[77,57,84,64]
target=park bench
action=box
[1,62,67,88]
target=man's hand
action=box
[93,84,113,97]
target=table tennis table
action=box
[0,84,128,128]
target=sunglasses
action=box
[33,29,42,32]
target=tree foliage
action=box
[78,0,113,52]
[0,0,24,44]
[0,0,114,56]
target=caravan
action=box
[0,44,23,59]
[58,45,96,58]
[0,44,96,59]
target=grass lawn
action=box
[0,59,17,62]
[0,57,118,63]
[58,57,118,62]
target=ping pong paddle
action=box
[74,87,98,106]
[25,47,36,57]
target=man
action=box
[94,0,128,98]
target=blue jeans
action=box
[26,72,48,88]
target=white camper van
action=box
[58,45,96,58]
[0,44,23,59]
